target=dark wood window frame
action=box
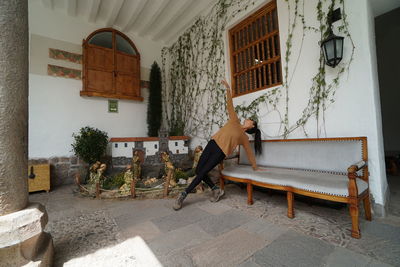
[229,1,282,97]
[81,28,143,101]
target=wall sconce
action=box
[320,8,344,68]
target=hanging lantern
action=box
[320,29,344,68]
[320,7,344,68]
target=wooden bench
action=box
[219,137,371,238]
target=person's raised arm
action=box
[221,79,238,121]
[242,138,258,171]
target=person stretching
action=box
[173,79,262,210]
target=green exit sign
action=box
[108,100,118,113]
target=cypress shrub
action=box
[147,61,162,137]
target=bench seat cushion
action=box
[222,165,368,197]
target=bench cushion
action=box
[222,165,368,197]
[239,139,364,174]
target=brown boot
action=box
[173,192,187,210]
[210,188,224,202]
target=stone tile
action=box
[240,218,288,243]
[360,221,400,244]
[196,209,254,236]
[71,197,112,213]
[117,221,161,242]
[29,192,50,206]
[188,228,267,267]
[46,197,76,213]
[346,233,400,267]
[238,258,262,267]
[376,214,400,228]
[252,230,335,267]
[367,260,394,267]
[46,207,82,222]
[113,203,174,229]
[103,199,147,215]
[158,250,195,267]
[151,206,212,233]
[62,236,163,267]
[148,224,212,257]
[47,190,76,202]
[222,184,355,246]
[326,246,375,267]
[196,201,233,215]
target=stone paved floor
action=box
[29,176,400,267]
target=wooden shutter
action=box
[115,52,140,97]
[229,1,282,97]
[85,45,114,94]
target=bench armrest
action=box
[347,160,367,198]
[347,160,367,174]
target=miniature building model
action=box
[110,136,189,158]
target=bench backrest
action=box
[239,137,367,174]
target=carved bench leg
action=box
[220,176,225,191]
[247,183,253,205]
[287,191,294,219]
[363,193,372,221]
[349,203,361,238]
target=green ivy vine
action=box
[162,0,355,140]
[162,0,256,137]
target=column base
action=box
[0,203,53,267]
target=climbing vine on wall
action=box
[162,0,256,138]
[162,0,355,140]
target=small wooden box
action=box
[28,164,50,193]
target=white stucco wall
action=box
[168,140,188,155]
[144,141,160,156]
[110,141,160,157]
[214,0,387,205]
[111,142,134,158]
[28,1,164,158]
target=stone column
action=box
[0,0,29,216]
[0,1,53,266]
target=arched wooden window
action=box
[81,28,142,101]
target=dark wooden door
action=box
[85,44,114,94]
[115,53,140,96]
[82,28,142,101]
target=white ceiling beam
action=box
[105,0,125,27]
[151,0,197,40]
[122,0,148,32]
[165,0,217,45]
[138,0,172,36]
[154,0,215,42]
[42,0,53,9]
[67,0,77,17]
[88,0,102,23]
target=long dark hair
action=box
[245,121,262,155]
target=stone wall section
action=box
[29,157,88,188]
[29,153,193,189]
[113,153,192,179]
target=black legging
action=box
[185,140,226,194]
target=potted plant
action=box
[71,126,109,182]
